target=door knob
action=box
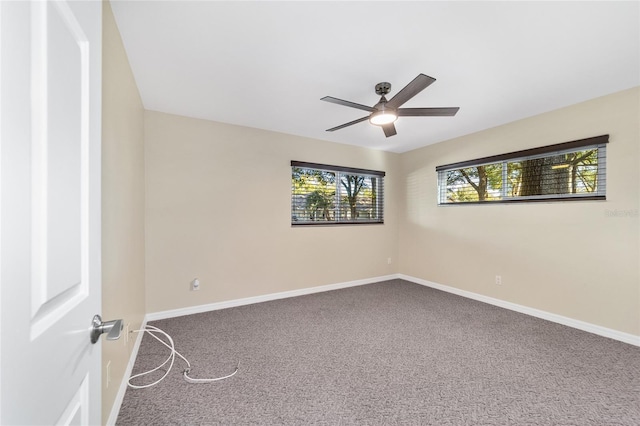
[90,314,123,344]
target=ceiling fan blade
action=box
[386,74,436,109]
[398,107,460,117]
[326,116,369,132]
[321,96,375,112]
[382,123,397,137]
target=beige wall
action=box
[399,87,640,336]
[144,111,400,313]
[101,2,146,424]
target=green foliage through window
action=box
[437,136,607,204]
[291,162,384,225]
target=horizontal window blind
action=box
[291,161,384,225]
[437,135,608,204]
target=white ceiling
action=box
[110,1,639,153]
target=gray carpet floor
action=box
[116,279,640,425]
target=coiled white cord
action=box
[127,325,238,389]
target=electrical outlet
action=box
[387,258,392,265]
[191,278,200,291]
[495,275,502,285]
[106,361,111,388]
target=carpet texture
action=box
[116,280,640,425]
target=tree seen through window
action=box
[438,137,606,204]
[291,163,384,224]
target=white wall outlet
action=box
[495,275,502,285]
[191,278,200,291]
[387,257,392,265]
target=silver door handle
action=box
[90,314,123,344]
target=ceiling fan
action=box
[321,73,459,137]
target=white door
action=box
[1,0,102,424]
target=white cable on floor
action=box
[127,325,238,389]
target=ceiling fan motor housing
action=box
[375,82,392,96]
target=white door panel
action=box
[1,1,102,424]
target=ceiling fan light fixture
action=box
[369,109,398,126]
[322,74,458,137]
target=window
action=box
[437,135,608,204]
[291,161,384,225]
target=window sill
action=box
[292,221,384,226]
[438,195,606,206]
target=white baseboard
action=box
[106,316,148,426]
[147,274,399,321]
[399,274,640,347]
